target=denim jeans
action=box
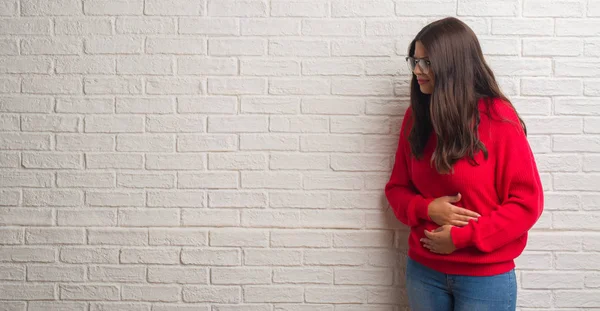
[406,257,517,311]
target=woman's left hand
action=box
[421,225,456,254]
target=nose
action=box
[413,63,423,75]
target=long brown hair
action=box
[407,17,526,174]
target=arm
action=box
[450,107,544,252]
[385,108,434,227]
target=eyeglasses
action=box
[406,56,431,74]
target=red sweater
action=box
[385,98,544,276]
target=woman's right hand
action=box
[427,193,480,227]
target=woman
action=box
[385,17,544,311]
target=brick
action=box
[208,78,265,95]
[300,135,362,152]
[487,57,551,76]
[212,268,271,285]
[240,134,299,151]
[524,0,584,16]
[55,17,112,34]
[271,230,332,247]
[0,114,18,130]
[274,305,331,311]
[83,0,143,15]
[302,59,363,76]
[21,115,78,132]
[56,56,115,74]
[116,56,173,75]
[585,39,600,57]
[554,212,600,229]
[366,20,426,36]
[180,18,239,35]
[86,191,145,207]
[0,246,55,262]
[149,229,207,246]
[208,153,267,170]
[0,264,24,281]
[85,37,143,54]
[243,210,363,229]
[22,37,80,55]
[145,0,203,15]
[244,249,302,266]
[241,97,299,114]
[275,268,332,284]
[395,0,456,15]
[210,38,265,56]
[269,39,329,56]
[147,38,206,54]
[305,287,365,303]
[523,117,582,134]
[241,59,299,76]
[178,172,238,189]
[584,155,600,171]
[57,97,113,114]
[335,268,393,285]
[269,79,330,95]
[521,78,582,96]
[28,302,86,311]
[0,227,23,244]
[0,97,51,113]
[118,209,180,227]
[210,229,268,247]
[0,171,53,187]
[0,56,52,73]
[523,38,582,56]
[120,248,180,264]
[89,266,146,282]
[302,98,363,115]
[181,248,241,266]
[116,17,175,34]
[0,284,54,300]
[0,18,51,35]
[57,209,117,227]
[57,172,114,188]
[0,152,19,168]
[122,285,179,302]
[22,0,82,15]
[332,40,394,56]
[208,191,267,208]
[178,134,237,151]
[86,153,143,169]
[271,0,327,16]
[331,0,394,16]
[23,76,81,94]
[88,228,148,246]
[153,305,207,311]
[60,247,119,264]
[302,20,362,36]
[0,76,19,91]
[245,286,303,303]
[146,115,205,133]
[85,77,142,94]
[179,57,237,75]
[492,18,554,35]
[458,0,518,16]
[0,208,52,226]
[60,285,119,301]
[554,136,600,152]
[534,154,580,172]
[303,172,362,190]
[148,266,207,284]
[183,286,241,303]
[242,19,300,36]
[242,172,302,189]
[23,189,82,206]
[556,59,600,77]
[146,78,203,95]
[90,303,149,311]
[178,96,237,114]
[116,97,174,114]
[146,154,204,170]
[557,19,600,36]
[208,0,267,17]
[27,265,85,282]
[0,0,17,16]
[85,115,143,133]
[26,228,85,244]
[517,290,552,308]
[522,272,584,289]
[117,134,174,152]
[147,191,205,207]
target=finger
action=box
[456,208,480,218]
[447,193,461,203]
[455,215,478,223]
[451,220,469,227]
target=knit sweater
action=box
[385,97,544,276]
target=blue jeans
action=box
[406,258,517,311]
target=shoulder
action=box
[480,97,524,135]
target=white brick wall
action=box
[0,0,598,309]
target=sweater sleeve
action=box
[385,107,434,227]
[451,105,544,252]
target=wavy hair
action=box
[407,17,526,174]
